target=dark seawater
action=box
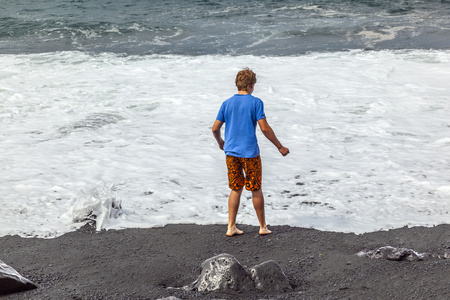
[1,0,449,55]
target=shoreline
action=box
[1,224,449,299]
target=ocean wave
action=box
[1,0,449,55]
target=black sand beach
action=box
[1,224,449,300]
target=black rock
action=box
[358,246,429,261]
[249,260,293,293]
[186,253,254,292]
[0,260,38,295]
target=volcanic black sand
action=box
[1,224,449,300]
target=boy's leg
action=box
[227,188,244,236]
[226,156,245,236]
[252,189,272,235]
[242,155,271,235]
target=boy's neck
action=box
[238,84,254,95]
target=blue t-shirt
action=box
[216,94,266,158]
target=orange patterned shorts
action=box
[226,155,262,191]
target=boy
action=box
[212,68,289,236]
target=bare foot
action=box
[226,227,244,237]
[259,227,272,235]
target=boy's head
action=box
[235,68,257,92]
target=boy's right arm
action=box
[212,120,225,150]
[257,118,289,156]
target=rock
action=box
[186,253,254,292]
[357,246,428,261]
[184,254,294,295]
[0,260,38,295]
[249,260,292,293]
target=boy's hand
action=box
[278,146,289,156]
[218,139,225,150]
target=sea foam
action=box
[0,50,449,238]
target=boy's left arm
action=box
[212,120,225,150]
[258,118,289,156]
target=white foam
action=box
[0,50,449,238]
[357,26,414,46]
[62,184,122,231]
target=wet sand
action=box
[1,224,449,299]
